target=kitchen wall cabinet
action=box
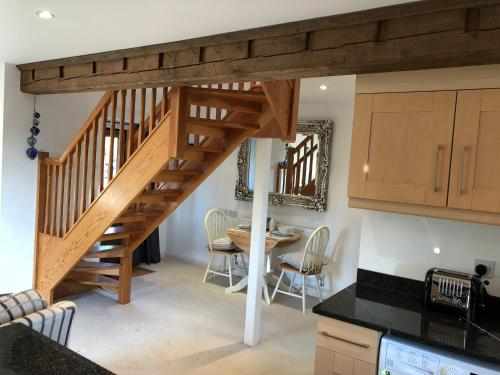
[314,317,381,375]
[349,91,456,207]
[449,90,500,213]
[348,88,500,226]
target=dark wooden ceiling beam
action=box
[18,0,500,94]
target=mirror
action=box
[235,120,333,211]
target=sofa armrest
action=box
[5,301,77,347]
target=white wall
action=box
[165,78,362,297]
[0,63,5,210]
[359,212,500,297]
[0,64,36,293]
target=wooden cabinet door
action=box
[353,359,376,375]
[449,89,500,213]
[349,92,456,206]
[333,352,354,375]
[314,346,334,375]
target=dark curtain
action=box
[132,228,161,267]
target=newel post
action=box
[168,86,187,159]
[32,152,49,289]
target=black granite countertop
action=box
[313,269,500,366]
[0,323,114,374]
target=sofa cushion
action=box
[0,289,47,325]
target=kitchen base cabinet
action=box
[314,317,381,375]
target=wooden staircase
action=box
[34,80,300,304]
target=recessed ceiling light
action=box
[36,10,55,19]
[433,247,441,254]
[319,84,328,91]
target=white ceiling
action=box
[299,76,356,103]
[1,0,413,65]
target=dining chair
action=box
[202,208,247,286]
[271,225,330,314]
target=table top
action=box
[0,323,114,374]
[227,227,301,252]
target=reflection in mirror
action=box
[247,134,319,197]
[236,120,333,212]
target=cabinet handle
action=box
[433,145,442,193]
[319,331,370,349]
[458,145,467,195]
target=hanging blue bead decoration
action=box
[26,147,38,160]
[30,126,40,136]
[27,136,37,146]
[26,98,40,159]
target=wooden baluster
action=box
[118,90,127,168]
[72,143,81,224]
[57,160,65,237]
[294,153,301,195]
[214,84,222,120]
[285,148,294,194]
[301,152,307,188]
[44,165,51,234]
[162,87,168,117]
[108,91,118,182]
[149,87,156,133]
[89,118,98,203]
[64,152,73,234]
[65,153,73,233]
[138,88,146,144]
[308,137,314,185]
[80,130,89,214]
[50,165,58,235]
[99,104,108,191]
[127,89,136,159]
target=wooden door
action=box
[349,91,456,206]
[314,347,334,375]
[333,352,353,375]
[449,90,500,213]
[353,359,375,375]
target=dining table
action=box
[225,227,301,304]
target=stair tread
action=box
[162,169,201,175]
[115,212,147,223]
[186,87,267,102]
[74,261,120,270]
[100,226,131,241]
[185,145,224,153]
[186,118,259,130]
[89,244,125,252]
[142,190,181,196]
[86,244,127,259]
[66,273,119,288]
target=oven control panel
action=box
[379,335,500,375]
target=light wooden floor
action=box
[67,257,317,374]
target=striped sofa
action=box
[0,289,76,347]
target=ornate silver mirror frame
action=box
[235,120,334,212]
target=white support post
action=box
[244,138,272,346]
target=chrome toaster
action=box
[424,268,482,321]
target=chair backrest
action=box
[299,226,330,273]
[204,208,230,251]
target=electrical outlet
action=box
[474,258,496,278]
